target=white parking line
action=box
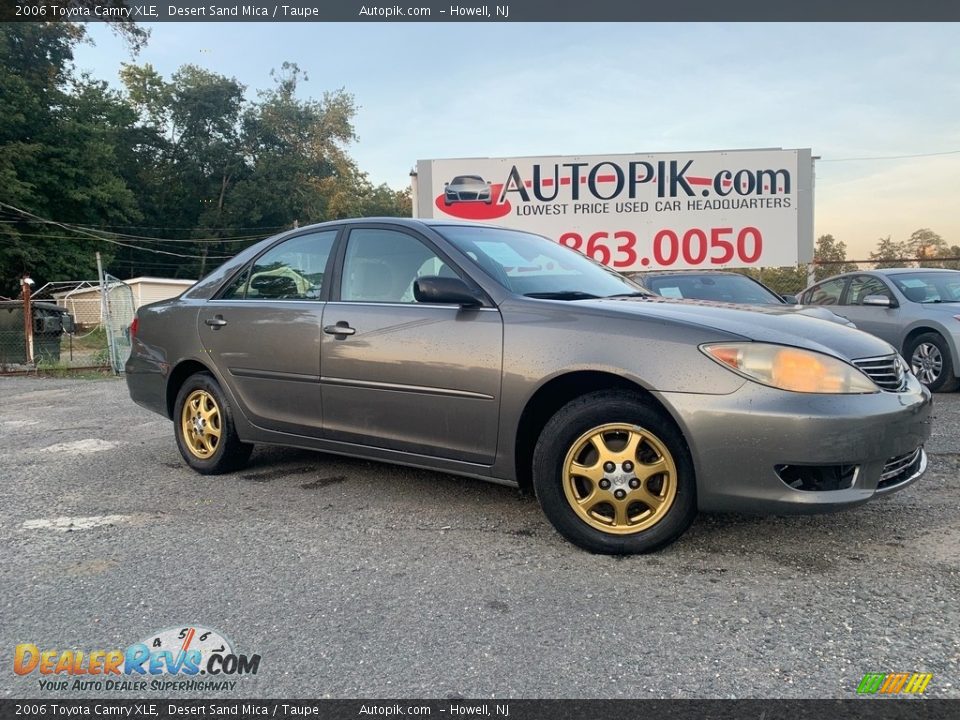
[21,514,134,532]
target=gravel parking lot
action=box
[1,376,957,699]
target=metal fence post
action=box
[20,276,34,365]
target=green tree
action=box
[905,228,947,262]
[1,31,413,290]
[869,236,908,269]
[813,234,858,281]
[935,244,960,270]
[234,63,360,227]
[0,24,141,295]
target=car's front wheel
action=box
[906,332,959,393]
[532,391,697,554]
[173,372,253,474]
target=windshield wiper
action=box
[524,291,600,300]
[604,291,652,299]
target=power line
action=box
[820,149,960,162]
[0,202,235,260]
[0,209,280,243]
[9,229,268,244]
[36,222,289,232]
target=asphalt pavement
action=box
[1,376,957,699]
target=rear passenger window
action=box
[223,231,336,301]
[802,278,846,306]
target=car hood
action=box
[582,296,896,361]
[788,305,857,327]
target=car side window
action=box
[341,229,457,303]
[222,231,337,300]
[802,278,846,306]
[847,276,892,305]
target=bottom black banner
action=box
[0,699,957,720]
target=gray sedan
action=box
[126,219,931,554]
[800,268,960,392]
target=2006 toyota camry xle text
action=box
[126,219,932,554]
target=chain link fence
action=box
[740,257,960,298]
[0,280,128,374]
[102,274,136,374]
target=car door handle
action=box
[324,323,356,336]
[205,316,228,328]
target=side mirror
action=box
[781,294,799,304]
[862,294,893,307]
[414,276,484,307]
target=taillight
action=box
[130,316,139,338]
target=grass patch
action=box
[69,326,108,351]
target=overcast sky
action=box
[74,22,959,258]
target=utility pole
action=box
[20,275,34,364]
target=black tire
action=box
[173,372,253,474]
[906,332,959,393]
[532,390,697,554]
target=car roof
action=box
[871,267,960,275]
[634,270,742,277]
[276,217,507,232]
[812,267,960,284]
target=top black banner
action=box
[2,0,959,22]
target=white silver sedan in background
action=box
[800,268,960,392]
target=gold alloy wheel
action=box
[562,423,677,534]
[180,389,222,459]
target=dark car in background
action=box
[800,268,960,392]
[630,270,789,305]
[629,270,855,327]
[126,219,931,554]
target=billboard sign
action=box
[414,149,814,270]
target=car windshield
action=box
[451,176,485,185]
[644,273,784,305]
[890,271,960,303]
[435,225,647,299]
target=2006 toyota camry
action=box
[126,219,932,554]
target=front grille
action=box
[852,354,906,392]
[878,447,923,489]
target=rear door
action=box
[319,225,503,465]
[198,229,339,436]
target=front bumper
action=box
[656,374,933,513]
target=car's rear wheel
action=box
[533,391,696,554]
[906,332,959,392]
[174,372,253,474]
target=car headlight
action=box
[701,343,879,394]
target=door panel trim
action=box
[320,375,494,400]
[230,367,320,383]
